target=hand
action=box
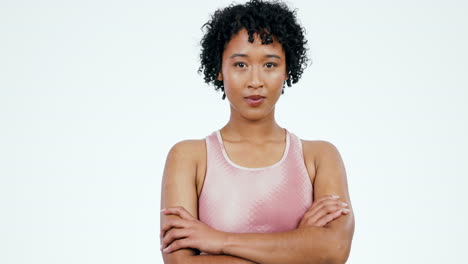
[297,195,350,228]
[160,206,228,255]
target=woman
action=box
[160,0,355,263]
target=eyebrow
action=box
[229,53,281,59]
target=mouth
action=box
[244,95,265,107]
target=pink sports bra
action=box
[198,128,313,239]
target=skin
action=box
[160,28,355,264]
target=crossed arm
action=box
[160,140,355,264]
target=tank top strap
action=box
[205,130,227,170]
[287,131,305,162]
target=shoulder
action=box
[301,139,339,160]
[168,139,206,158]
[301,139,341,159]
[300,139,343,182]
[166,138,207,167]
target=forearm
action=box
[188,254,257,264]
[222,227,343,264]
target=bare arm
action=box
[187,255,256,264]
[160,140,258,264]
[220,141,355,264]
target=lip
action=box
[245,95,265,100]
[244,96,265,107]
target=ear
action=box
[217,72,223,81]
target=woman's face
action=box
[218,28,288,121]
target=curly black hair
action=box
[198,0,309,100]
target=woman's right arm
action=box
[160,140,257,264]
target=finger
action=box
[313,197,347,212]
[316,209,344,227]
[162,206,196,220]
[314,207,351,225]
[298,218,305,228]
[299,204,340,228]
[162,238,191,254]
[308,202,345,224]
[306,199,348,220]
[315,195,340,204]
[302,200,344,223]
[161,228,190,250]
[308,195,340,211]
[303,195,341,217]
[161,218,188,237]
[300,203,351,228]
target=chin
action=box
[241,109,272,121]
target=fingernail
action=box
[163,246,169,252]
[332,195,340,199]
[341,202,348,207]
[160,208,166,212]
[342,208,350,213]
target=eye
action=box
[265,62,277,68]
[234,62,247,68]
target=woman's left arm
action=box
[161,141,355,264]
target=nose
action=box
[248,66,264,89]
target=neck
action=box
[221,106,284,142]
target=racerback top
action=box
[198,128,313,237]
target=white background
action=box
[1,0,467,263]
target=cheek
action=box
[223,72,245,91]
[224,69,244,81]
[267,72,286,87]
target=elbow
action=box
[162,257,190,264]
[302,240,351,264]
[323,240,351,264]
[162,252,196,264]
